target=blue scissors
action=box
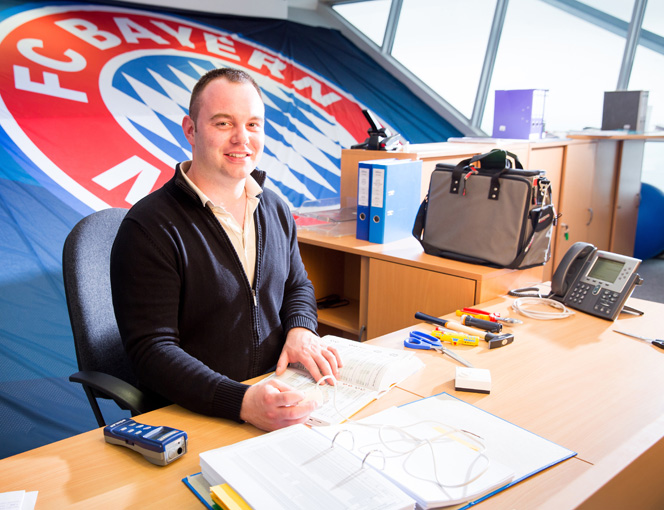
[404,331,474,368]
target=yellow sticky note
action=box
[210,483,251,510]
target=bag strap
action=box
[469,148,523,170]
[449,148,523,196]
[412,196,428,241]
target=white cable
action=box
[511,297,575,320]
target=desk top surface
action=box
[2,296,663,509]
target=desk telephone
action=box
[548,242,642,320]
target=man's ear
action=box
[182,115,195,145]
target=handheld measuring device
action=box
[103,418,188,466]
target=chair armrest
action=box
[69,370,156,416]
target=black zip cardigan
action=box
[110,164,318,422]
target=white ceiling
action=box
[127,0,321,19]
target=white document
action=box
[268,335,424,426]
[200,424,415,510]
[0,491,37,510]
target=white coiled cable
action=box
[510,297,575,320]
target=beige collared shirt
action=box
[180,161,261,288]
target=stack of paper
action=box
[200,424,416,510]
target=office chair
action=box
[63,207,163,427]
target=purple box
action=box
[492,89,547,140]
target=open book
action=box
[267,335,424,426]
[197,393,576,510]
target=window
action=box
[483,0,626,134]
[330,0,663,138]
[333,0,392,47]
[634,0,664,190]
[630,0,664,131]
[391,0,496,119]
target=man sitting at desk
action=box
[110,67,341,431]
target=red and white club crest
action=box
[0,4,371,209]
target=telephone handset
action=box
[549,242,642,320]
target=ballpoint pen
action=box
[613,330,664,350]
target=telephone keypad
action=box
[568,283,590,304]
[568,284,621,317]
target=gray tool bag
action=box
[412,149,557,269]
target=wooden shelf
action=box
[316,298,360,335]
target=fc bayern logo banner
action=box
[0,3,372,210]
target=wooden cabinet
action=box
[565,133,664,257]
[554,142,604,264]
[298,136,658,341]
[366,259,475,339]
[298,231,543,341]
[339,143,530,204]
[610,139,646,255]
[298,242,365,337]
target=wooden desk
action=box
[298,230,543,340]
[371,296,664,509]
[2,297,663,509]
[0,388,418,509]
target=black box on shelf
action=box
[601,90,649,132]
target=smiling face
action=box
[182,76,265,186]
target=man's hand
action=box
[239,378,316,432]
[276,328,342,384]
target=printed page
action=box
[322,335,424,392]
[269,368,377,426]
[268,335,424,425]
[199,424,415,510]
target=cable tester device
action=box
[103,417,188,465]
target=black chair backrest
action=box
[62,208,137,388]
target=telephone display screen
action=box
[587,256,624,284]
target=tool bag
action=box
[412,149,556,269]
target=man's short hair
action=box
[188,67,262,123]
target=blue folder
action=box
[368,159,422,244]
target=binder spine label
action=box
[371,168,385,209]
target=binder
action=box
[194,392,576,510]
[369,159,422,244]
[356,159,396,240]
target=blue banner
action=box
[0,0,460,458]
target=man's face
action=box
[183,78,265,181]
